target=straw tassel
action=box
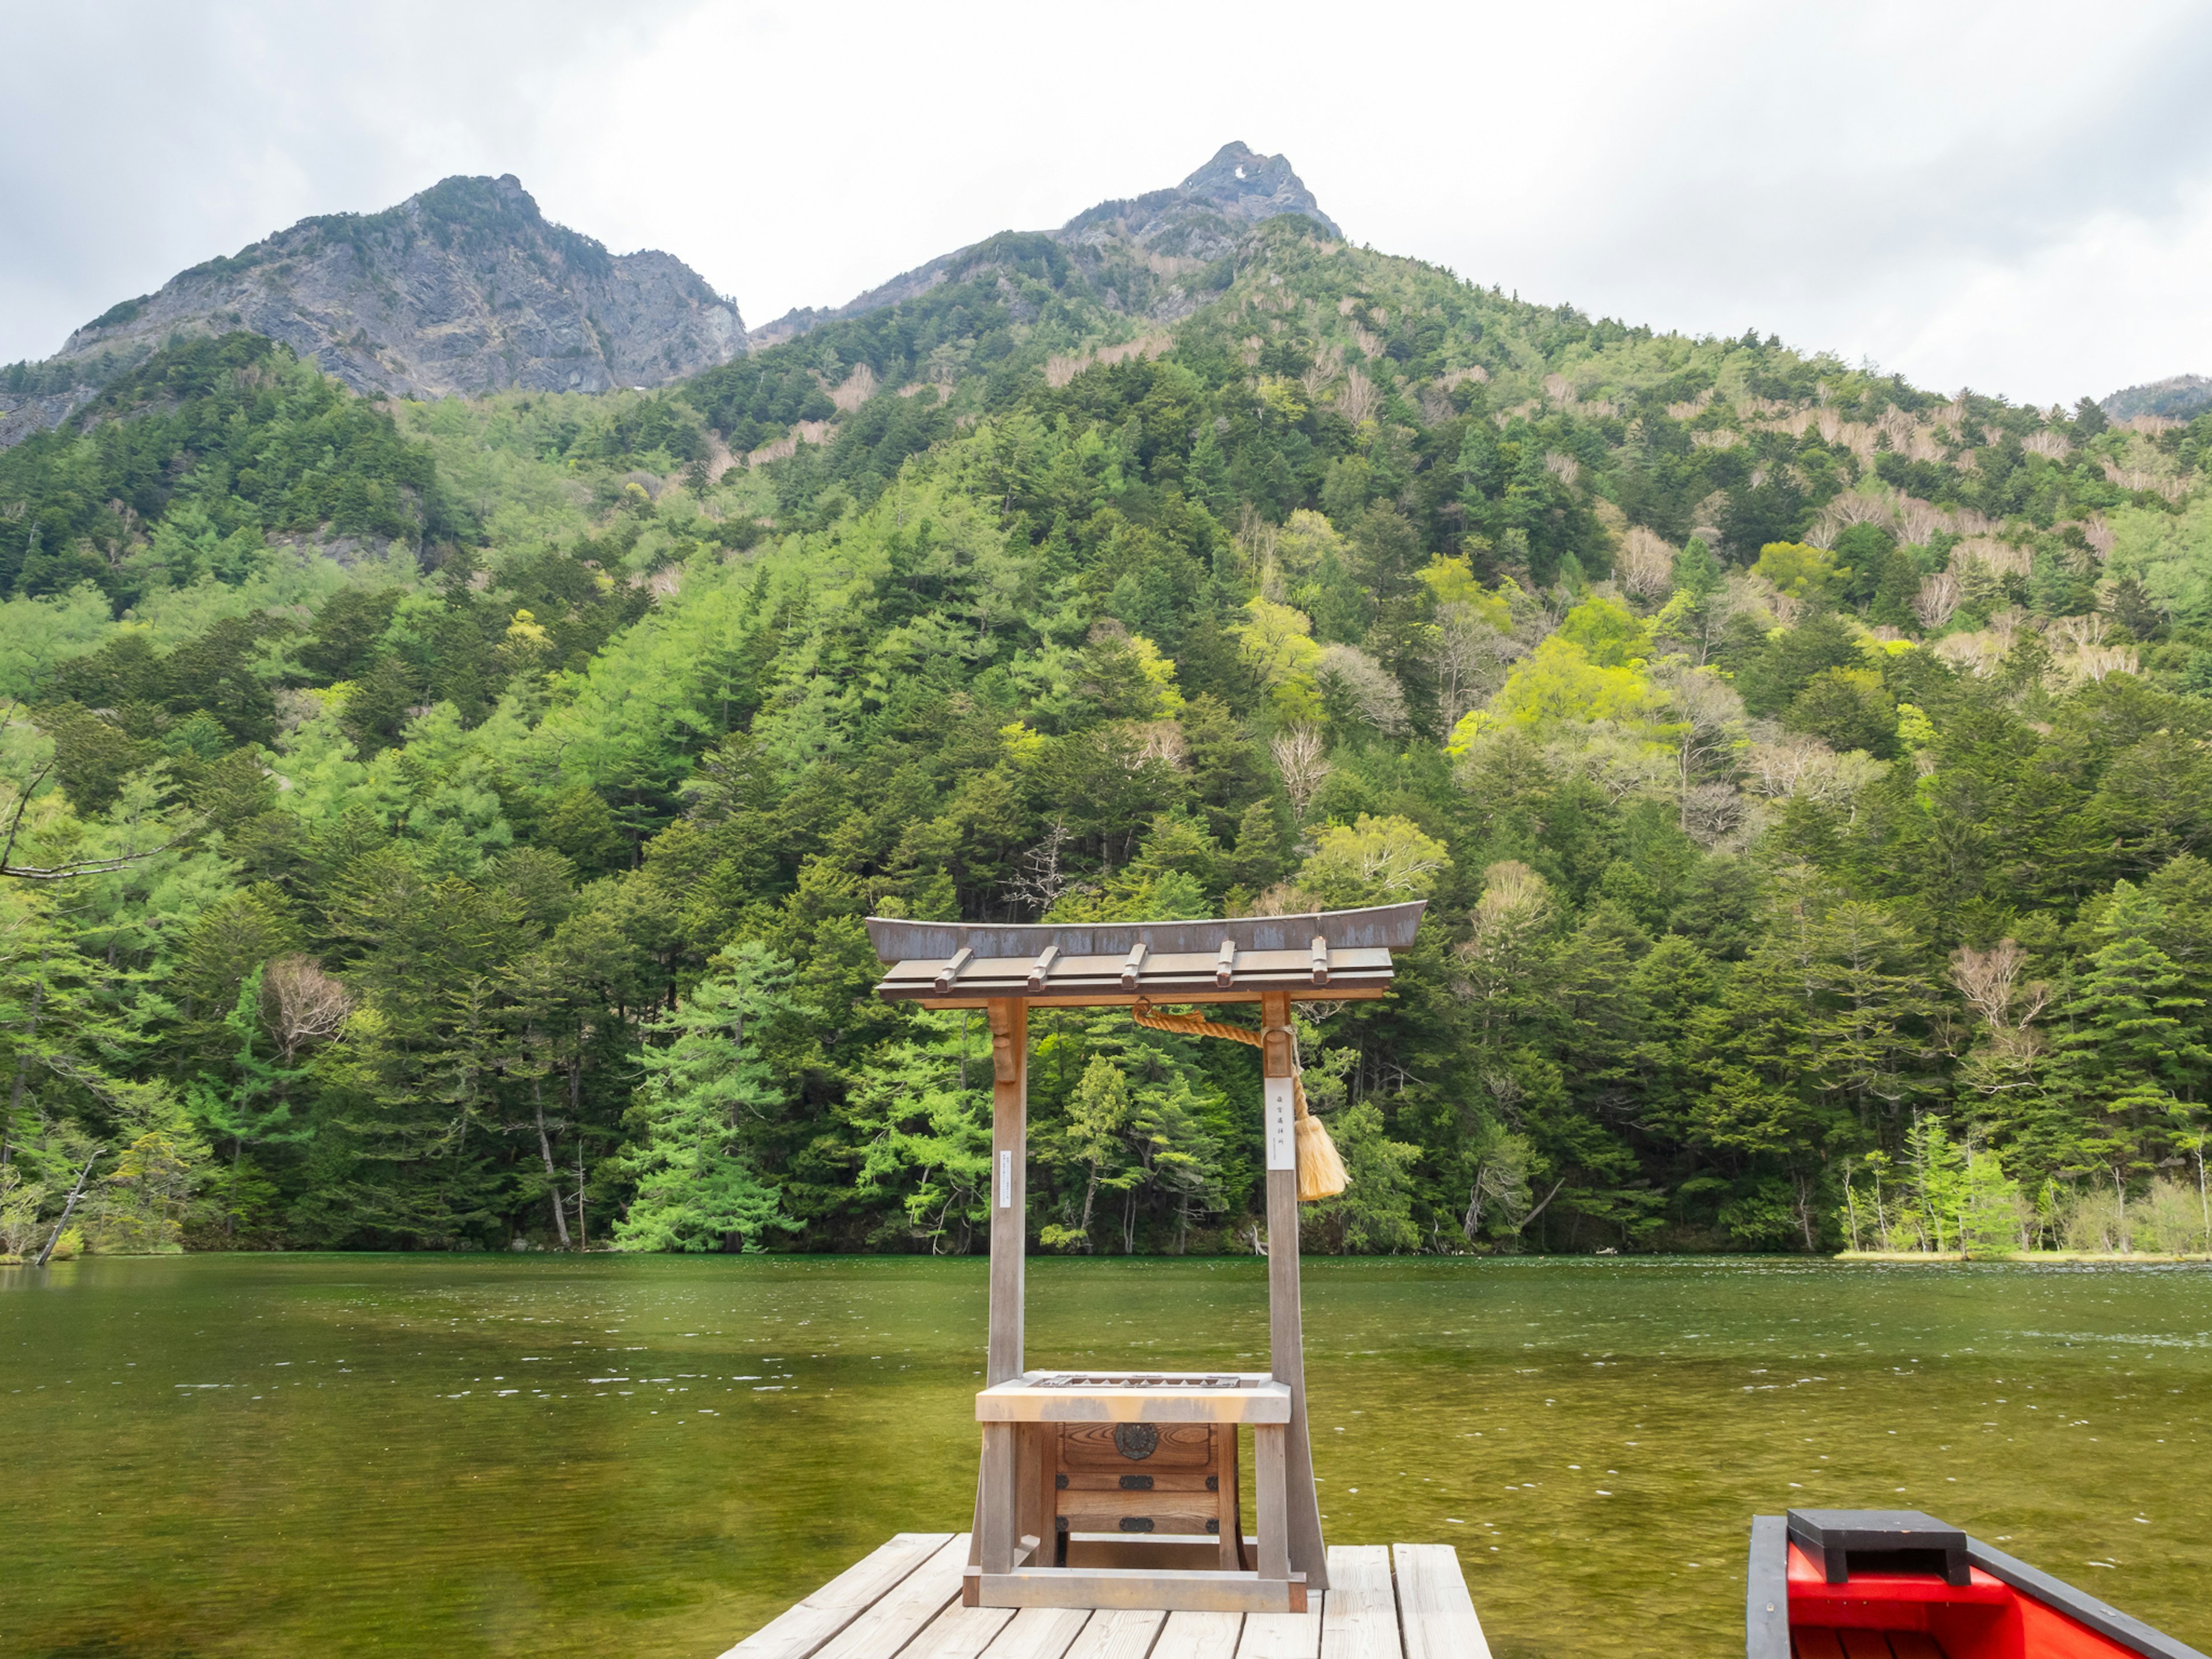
[1131,999,1347,1202]
[1291,1077,1347,1202]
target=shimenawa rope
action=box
[1130,999,1347,1201]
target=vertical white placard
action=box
[1264,1076,1296,1171]
[998,1148,1014,1207]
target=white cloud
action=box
[3,0,2208,406]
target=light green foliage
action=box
[2108,494,2212,628]
[1458,631,1655,742]
[1554,596,1649,666]
[1752,541,1843,606]
[1305,1100,1421,1253]
[0,585,115,698]
[614,942,805,1253]
[1297,815,1452,904]
[849,1022,994,1251]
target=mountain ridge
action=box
[2102,372,2212,422]
[25,173,745,406]
[745,141,1338,348]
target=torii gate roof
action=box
[865,900,1425,1008]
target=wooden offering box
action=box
[979,1372,1290,1577]
[863,904,1427,1618]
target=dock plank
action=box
[980,1607,1095,1659]
[906,1605,1017,1659]
[1319,1549,1397,1659]
[817,1535,963,1611]
[717,1535,957,1659]
[718,1604,855,1659]
[1391,1546,1490,1659]
[1236,1596,1321,1659]
[1153,1611,1244,1659]
[1059,1609,1166,1659]
[814,1534,974,1659]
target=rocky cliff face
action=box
[44,175,745,402]
[748,142,1336,348]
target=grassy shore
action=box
[1835,1249,2212,1263]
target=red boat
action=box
[1747,1510,2205,1659]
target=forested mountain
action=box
[3,174,744,418]
[2103,374,2212,423]
[746,141,1336,348]
[5,147,2212,1264]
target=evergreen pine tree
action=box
[614,941,803,1252]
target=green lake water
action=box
[3,1255,2207,1659]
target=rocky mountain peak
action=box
[749,142,1339,348]
[34,173,745,404]
[1173,142,1340,237]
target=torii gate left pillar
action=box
[973,998,1037,1580]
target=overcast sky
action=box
[5,1,2208,407]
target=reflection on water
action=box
[4,1255,2206,1659]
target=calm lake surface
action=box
[5,1255,2207,1659]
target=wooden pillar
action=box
[1260,990,1328,1592]
[986,998,1028,1385]
[976,997,1029,1581]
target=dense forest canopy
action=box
[5,213,2212,1262]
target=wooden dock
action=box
[719,1535,1493,1659]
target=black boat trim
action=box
[1747,1514,1790,1659]
[1744,1513,2208,1659]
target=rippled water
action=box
[5,1255,2206,1659]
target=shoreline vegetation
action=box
[3,213,2212,1263]
[1834,1248,2211,1263]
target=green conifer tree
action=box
[613,941,803,1252]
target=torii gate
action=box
[865,901,1425,1615]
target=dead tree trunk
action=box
[35,1150,98,1268]
[533,1075,571,1249]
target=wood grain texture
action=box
[978,1378,1288,1425]
[1018,1423,1048,1569]
[1152,1611,1246,1659]
[978,1607,1095,1659]
[1253,1426,1289,1584]
[1260,991,1327,1592]
[1235,1599,1322,1659]
[1389,1546,1490,1659]
[1217,1426,1243,1573]
[809,1533,959,1610]
[1059,1610,1166,1659]
[986,998,1027,1388]
[978,1570,1296,1614]
[721,1532,956,1659]
[1058,1423,1218,1468]
[983,1423,1019,1575]
[813,1534,974,1659]
[715,1603,853,1659]
[904,1605,1017,1659]
[1317,1548,1398,1659]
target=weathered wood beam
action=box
[975,1568,1305,1614]
[1260,991,1327,1593]
[987,997,1028,1385]
[977,997,1031,1585]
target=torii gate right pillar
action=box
[1261,988,1328,1590]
